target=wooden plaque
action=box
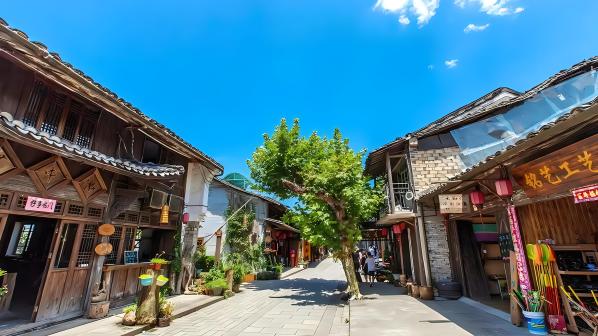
[98,224,115,236]
[94,243,113,256]
[512,134,598,198]
[439,194,472,214]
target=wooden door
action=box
[34,221,98,321]
[456,220,490,301]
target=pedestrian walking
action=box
[364,252,376,287]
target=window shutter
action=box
[40,93,66,135]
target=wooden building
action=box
[418,57,598,331]
[0,19,222,329]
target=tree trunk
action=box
[136,269,158,325]
[340,241,361,299]
[177,220,200,293]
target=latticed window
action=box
[123,227,136,252]
[86,206,103,219]
[54,223,78,268]
[76,224,98,267]
[67,203,84,216]
[23,81,48,127]
[105,226,122,264]
[62,101,81,142]
[0,192,12,209]
[40,93,66,135]
[54,201,64,214]
[76,116,95,149]
[15,195,27,209]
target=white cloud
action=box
[445,59,459,68]
[464,23,490,33]
[374,0,440,27]
[455,0,524,16]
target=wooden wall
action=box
[517,197,598,245]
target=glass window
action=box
[14,223,35,255]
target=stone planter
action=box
[209,287,223,296]
[233,283,241,293]
[157,317,171,327]
[122,311,136,326]
[411,285,420,298]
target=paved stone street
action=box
[144,258,349,336]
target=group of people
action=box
[356,245,378,287]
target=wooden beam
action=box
[385,152,396,214]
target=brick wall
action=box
[409,146,463,285]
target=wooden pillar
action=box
[407,226,417,283]
[416,204,432,287]
[214,229,223,264]
[385,152,396,213]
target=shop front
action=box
[264,218,301,267]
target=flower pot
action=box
[522,311,547,335]
[157,317,171,327]
[232,283,241,293]
[209,287,223,296]
[156,275,168,287]
[411,285,420,298]
[399,274,407,285]
[152,263,162,271]
[243,274,255,282]
[420,286,434,300]
[139,277,152,286]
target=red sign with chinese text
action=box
[512,134,598,198]
[572,184,598,203]
[24,196,57,213]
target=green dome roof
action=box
[223,173,252,190]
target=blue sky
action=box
[3,1,598,177]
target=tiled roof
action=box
[416,96,598,199]
[0,111,185,178]
[0,17,223,173]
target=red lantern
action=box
[182,212,190,224]
[495,179,513,197]
[381,228,388,237]
[392,224,402,234]
[469,187,485,206]
[399,222,406,232]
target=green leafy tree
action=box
[224,206,255,265]
[248,118,383,298]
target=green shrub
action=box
[232,263,249,285]
[201,267,225,283]
[123,303,137,314]
[194,254,215,271]
[205,278,228,289]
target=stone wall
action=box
[409,145,463,285]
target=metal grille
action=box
[67,203,84,216]
[40,93,66,135]
[15,195,27,209]
[123,227,135,252]
[76,224,97,267]
[105,226,122,264]
[0,192,12,208]
[86,206,103,218]
[23,81,48,127]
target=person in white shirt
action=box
[364,252,376,287]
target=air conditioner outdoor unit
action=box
[168,195,184,213]
[148,189,168,209]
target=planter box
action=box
[243,274,255,282]
[88,301,110,319]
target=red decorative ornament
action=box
[280,232,287,240]
[495,179,513,197]
[182,212,190,224]
[469,187,485,206]
[399,222,406,232]
[381,228,388,237]
[392,224,402,234]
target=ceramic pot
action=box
[152,263,162,271]
[411,285,420,298]
[420,286,434,300]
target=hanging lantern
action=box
[381,228,388,237]
[495,179,513,197]
[265,235,272,244]
[399,222,406,232]
[160,204,170,225]
[469,187,485,207]
[392,224,402,234]
[182,212,190,224]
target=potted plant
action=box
[156,275,169,287]
[0,269,7,298]
[150,258,168,271]
[139,274,153,286]
[205,278,227,296]
[122,304,136,326]
[157,300,174,327]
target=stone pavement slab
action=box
[350,282,529,336]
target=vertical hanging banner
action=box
[507,205,532,293]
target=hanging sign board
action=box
[512,134,598,198]
[438,194,471,214]
[572,184,598,203]
[24,196,57,213]
[124,250,138,264]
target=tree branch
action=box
[281,179,344,219]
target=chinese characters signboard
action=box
[507,205,532,294]
[439,194,472,214]
[24,196,57,213]
[572,184,598,204]
[512,134,598,198]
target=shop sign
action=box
[24,196,57,213]
[572,184,598,203]
[512,134,598,198]
[507,205,532,294]
[438,194,471,214]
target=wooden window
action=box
[76,224,97,268]
[86,206,103,219]
[0,191,13,209]
[40,93,67,135]
[76,114,95,149]
[62,101,81,142]
[105,226,122,264]
[67,203,85,216]
[54,223,78,268]
[23,81,48,127]
[15,195,27,209]
[8,223,35,256]
[53,201,64,214]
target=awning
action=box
[375,211,416,225]
[265,218,300,233]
